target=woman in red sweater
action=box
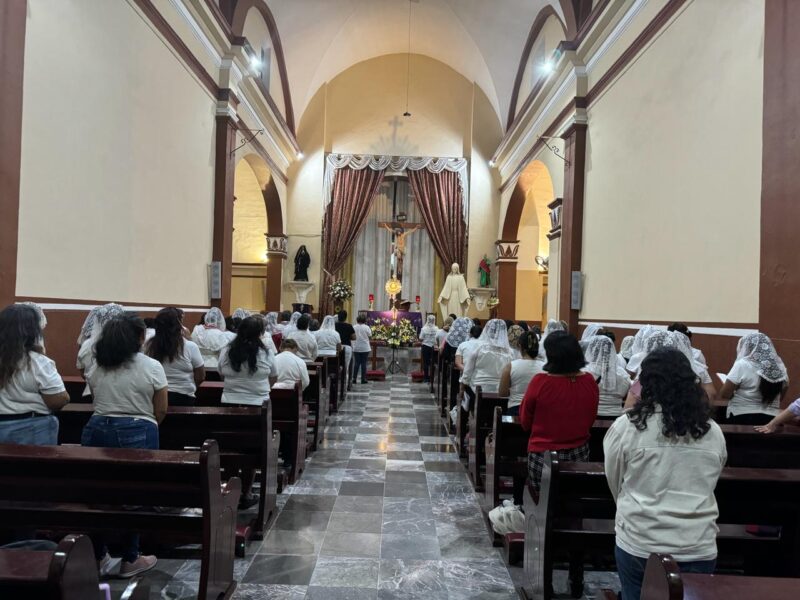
[520,331,599,490]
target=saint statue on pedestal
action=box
[437,263,471,320]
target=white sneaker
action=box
[119,554,157,578]
[97,553,118,578]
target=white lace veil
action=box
[264,312,279,333]
[445,317,473,348]
[479,319,511,352]
[203,307,227,331]
[585,335,618,392]
[232,308,251,320]
[625,325,660,374]
[421,314,437,335]
[77,303,126,346]
[736,333,788,383]
[321,315,337,331]
[619,336,635,360]
[581,323,603,341]
[284,312,302,336]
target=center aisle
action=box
[241,375,519,599]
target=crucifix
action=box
[377,177,424,284]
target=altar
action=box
[363,310,423,331]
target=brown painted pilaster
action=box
[266,259,283,311]
[558,122,587,334]
[213,116,237,314]
[0,0,27,306]
[496,262,517,320]
[760,0,800,398]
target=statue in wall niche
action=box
[438,263,471,320]
[478,255,491,287]
[293,245,311,281]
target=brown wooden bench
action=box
[468,388,508,491]
[271,385,308,484]
[639,552,800,599]
[484,410,528,512]
[56,402,279,556]
[0,441,239,600]
[62,375,89,404]
[519,455,800,600]
[437,352,450,418]
[0,534,148,599]
[304,365,327,451]
[445,362,461,438]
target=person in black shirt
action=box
[335,311,356,390]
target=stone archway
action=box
[497,160,555,323]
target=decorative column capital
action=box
[495,240,520,263]
[265,234,288,259]
[547,198,563,240]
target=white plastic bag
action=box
[488,499,525,535]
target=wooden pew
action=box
[519,455,800,600]
[437,353,450,419]
[56,402,279,554]
[0,441,239,600]
[640,552,800,600]
[484,408,528,511]
[322,355,341,414]
[62,375,88,404]
[271,385,308,484]
[196,380,225,405]
[429,349,438,394]
[467,388,508,490]
[304,365,327,451]
[0,534,125,600]
[445,362,461,437]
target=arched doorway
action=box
[231,154,284,312]
[498,160,555,324]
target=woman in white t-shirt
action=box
[461,319,513,401]
[499,331,544,416]
[82,312,167,578]
[720,333,788,425]
[583,335,630,418]
[0,304,69,445]
[418,315,439,383]
[218,316,277,406]
[145,307,205,406]
[76,303,127,396]
[314,316,342,358]
[191,307,236,370]
[352,315,372,385]
[538,319,567,360]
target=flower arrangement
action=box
[328,280,354,302]
[487,295,500,309]
[370,318,417,348]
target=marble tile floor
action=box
[105,376,619,599]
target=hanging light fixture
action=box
[403,0,413,117]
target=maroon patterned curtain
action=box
[321,166,386,316]
[408,168,466,270]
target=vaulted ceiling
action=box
[266,0,565,125]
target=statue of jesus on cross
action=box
[378,220,423,281]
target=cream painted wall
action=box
[286,54,503,314]
[241,7,286,120]
[581,0,763,322]
[16,0,216,305]
[233,160,269,264]
[516,14,567,121]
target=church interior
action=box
[1,0,799,598]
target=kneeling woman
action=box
[604,348,726,600]
[82,313,167,578]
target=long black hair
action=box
[146,307,184,363]
[0,304,44,389]
[629,347,711,440]
[227,316,267,374]
[95,313,146,369]
[760,378,785,407]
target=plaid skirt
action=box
[528,442,591,491]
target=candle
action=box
[415,295,421,304]
[369,294,374,302]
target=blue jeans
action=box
[81,416,159,562]
[615,545,715,599]
[353,351,369,383]
[0,415,58,445]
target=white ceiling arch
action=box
[266,0,562,126]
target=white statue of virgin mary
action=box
[438,263,471,320]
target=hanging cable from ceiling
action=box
[403,0,412,117]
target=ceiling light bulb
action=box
[488,159,496,167]
[540,59,555,74]
[296,151,304,159]
[249,55,262,72]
